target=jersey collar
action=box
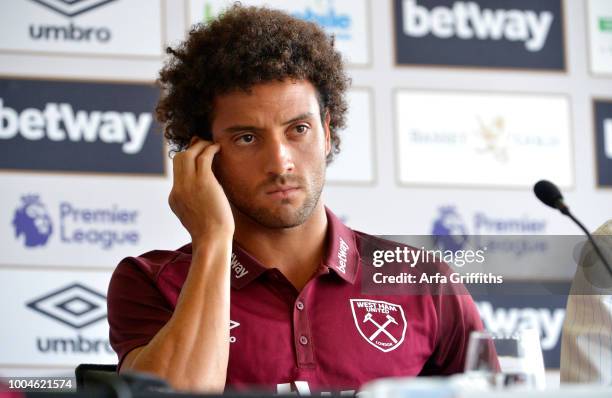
[229,207,359,289]
[322,207,359,284]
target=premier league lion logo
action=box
[432,206,469,252]
[13,194,53,247]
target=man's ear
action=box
[324,110,332,156]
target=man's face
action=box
[210,79,331,228]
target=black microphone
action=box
[533,179,612,277]
[534,180,569,215]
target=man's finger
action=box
[186,137,213,156]
[196,143,221,174]
[172,151,185,185]
[176,138,213,177]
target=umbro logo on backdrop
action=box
[0,0,163,55]
[26,282,114,355]
[26,283,107,329]
[27,0,118,43]
[29,0,117,18]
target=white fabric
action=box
[560,220,612,384]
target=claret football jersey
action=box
[108,208,483,394]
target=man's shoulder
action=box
[115,243,192,280]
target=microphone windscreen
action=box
[533,180,563,208]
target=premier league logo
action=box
[432,206,469,252]
[350,299,407,353]
[13,194,53,247]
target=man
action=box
[560,220,612,384]
[107,5,484,394]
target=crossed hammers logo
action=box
[363,312,398,343]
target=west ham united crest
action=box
[350,299,407,353]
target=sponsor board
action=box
[10,193,140,251]
[395,90,573,188]
[326,89,375,184]
[0,181,189,268]
[186,0,370,66]
[0,78,165,175]
[0,0,163,57]
[5,192,141,267]
[474,281,570,369]
[393,0,565,70]
[0,269,116,366]
[429,205,581,281]
[431,205,547,238]
[594,99,612,187]
[587,0,612,75]
[386,209,570,365]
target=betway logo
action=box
[0,99,151,154]
[337,237,349,274]
[604,119,612,159]
[231,253,248,279]
[402,0,554,52]
[477,302,564,350]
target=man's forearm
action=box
[122,236,232,392]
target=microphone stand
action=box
[562,207,612,278]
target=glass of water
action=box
[464,329,546,390]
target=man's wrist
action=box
[192,234,233,255]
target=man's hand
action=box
[169,137,234,241]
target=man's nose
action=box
[265,136,295,176]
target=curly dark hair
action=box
[156,4,350,163]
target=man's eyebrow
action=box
[223,124,262,133]
[222,112,315,133]
[282,112,315,126]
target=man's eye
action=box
[236,134,255,144]
[294,125,309,134]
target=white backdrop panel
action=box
[587,0,612,76]
[395,90,574,189]
[0,172,188,268]
[186,0,370,66]
[326,88,376,183]
[0,268,115,367]
[0,0,164,57]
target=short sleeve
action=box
[107,258,174,369]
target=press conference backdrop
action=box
[0,0,611,386]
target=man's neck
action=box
[232,203,328,291]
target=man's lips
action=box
[265,186,301,199]
[266,186,300,194]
